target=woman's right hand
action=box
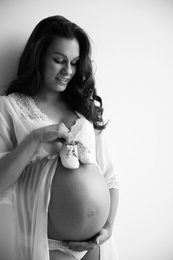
[32,122,72,144]
[0,123,72,195]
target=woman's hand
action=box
[67,238,97,252]
[67,227,112,252]
[0,123,72,194]
[32,123,72,144]
[94,226,112,246]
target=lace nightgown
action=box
[0,93,119,260]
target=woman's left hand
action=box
[67,239,96,252]
[67,227,112,252]
[94,227,112,246]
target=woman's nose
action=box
[61,62,73,75]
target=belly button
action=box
[87,208,98,218]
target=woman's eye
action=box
[71,61,79,66]
[53,58,63,63]
[53,58,79,66]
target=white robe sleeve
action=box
[0,96,17,204]
[0,96,17,158]
[95,130,119,189]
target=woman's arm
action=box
[0,123,71,195]
[105,188,119,231]
[95,187,119,245]
[0,132,40,194]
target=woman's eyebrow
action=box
[54,52,66,57]
[54,51,79,60]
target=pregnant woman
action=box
[0,16,119,260]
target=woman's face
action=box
[40,36,80,93]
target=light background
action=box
[0,0,173,259]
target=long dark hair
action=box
[6,15,106,130]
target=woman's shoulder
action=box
[0,92,24,111]
[2,92,34,115]
[5,92,28,105]
[0,94,20,125]
[0,92,32,120]
[0,92,25,105]
[0,93,17,110]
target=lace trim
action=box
[28,153,59,166]
[7,93,91,133]
[71,117,92,140]
[108,182,119,189]
[8,93,54,123]
[71,118,95,156]
[48,239,87,259]
[48,239,69,250]
[0,185,16,205]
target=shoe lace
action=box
[78,143,91,155]
[66,144,78,158]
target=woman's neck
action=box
[33,89,64,106]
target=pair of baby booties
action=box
[59,142,95,169]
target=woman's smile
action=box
[55,77,70,84]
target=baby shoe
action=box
[60,143,80,169]
[77,142,95,164]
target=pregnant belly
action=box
[48,160,110,241]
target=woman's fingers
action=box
[32,123,72,143]
[67,240,97,252]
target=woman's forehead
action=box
[47,37,80,59]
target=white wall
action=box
[0,0,173,259]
